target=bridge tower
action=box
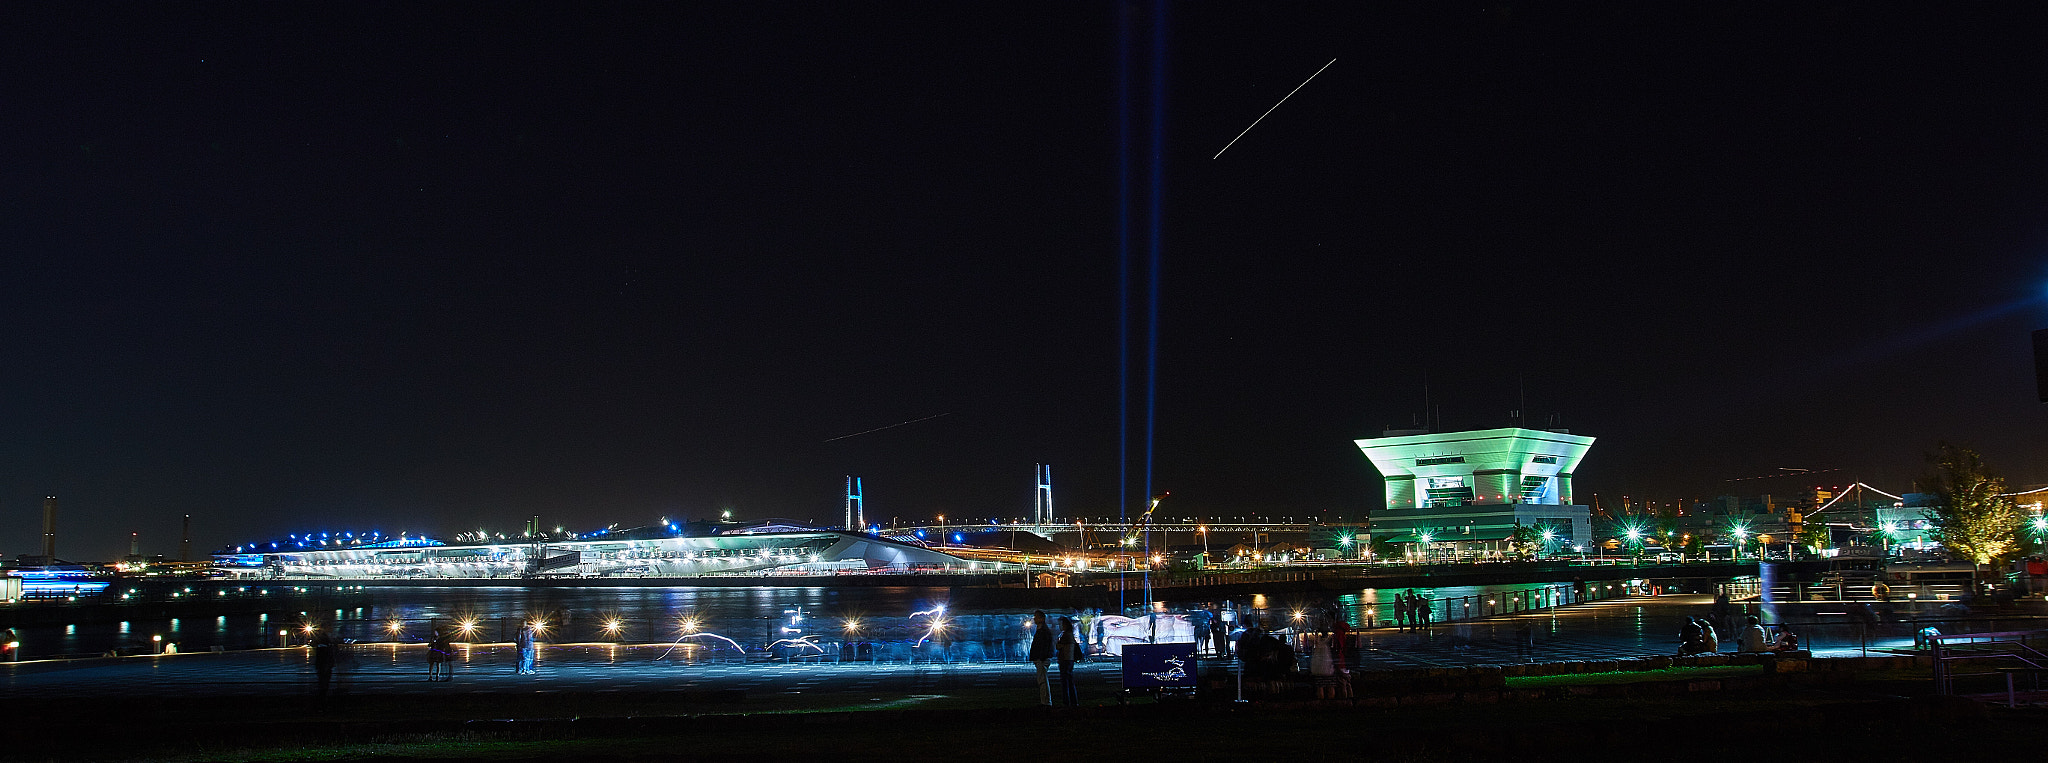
[844,476,866,532]
[1033,464,1054,528]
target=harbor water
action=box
[3,580,1609,658]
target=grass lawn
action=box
[1505,664,1764,687]
[15,664,1998,763]
[133,691,2048,763]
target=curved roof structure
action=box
[216,530,1004,580]
[1356,427,1595,508]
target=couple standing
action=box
[1028,611,1082,707]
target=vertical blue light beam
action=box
[1141,0,1166,604]
[1114,0,1134,613]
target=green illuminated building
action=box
[1355,427,1595,558]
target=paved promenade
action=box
[0,595,1916,700]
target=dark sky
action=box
[6,3,2048,560]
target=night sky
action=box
[7,4,2048,561]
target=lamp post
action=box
[1199,525,1210,569]
[1623,524,1647,564]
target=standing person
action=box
[1190,606,1212,656]
[514,623,536,675]
[311,629,336,695]
[1395,593,1409,630]
[1329,608,1352,692]
[1309,633,1336,699]
[427,626,449,681]
[1056,616,1081,708]
[1076,609,1098,654]
[1028,611,1053,706]
[1204,605,1220,654]
[1237,617,1268,695]
[1327,605,1343,666]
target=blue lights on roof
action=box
[230,530,441,553]
[15,568,111,597]
[356,537,444,549]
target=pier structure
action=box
[215,529,1003,581]
[1356,427,1596,558]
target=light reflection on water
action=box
[17,580,1594,657]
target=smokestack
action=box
[41,496,56,561]
[130,532,140,557]
[181,514,191,562]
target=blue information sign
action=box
[1120,642,1199,690]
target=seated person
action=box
[1737,615,1772,652]
[1771,629,1800,653]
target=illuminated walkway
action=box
[0,596,1918,699]
[0,644,1125,699]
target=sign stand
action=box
[1118,642,1199,703]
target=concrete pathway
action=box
[0,595,1918,700]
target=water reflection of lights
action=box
[915,617,948,647]
[769,636,825,653]
[658,631,745,660]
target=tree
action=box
[1797,518,1832,555]
[1506,523,1543,561]
[1924,443,2024,566]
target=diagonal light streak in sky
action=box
[1212,58,1336,159]
[821,412,953,443]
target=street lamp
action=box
[1621,523,1649,561]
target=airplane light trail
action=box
[821,412,953,443]
[1212,58,1336,159]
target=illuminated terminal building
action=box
[215,528,1007,580]
[1355,427,1595,558]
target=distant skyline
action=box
[6,3,2048,561]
